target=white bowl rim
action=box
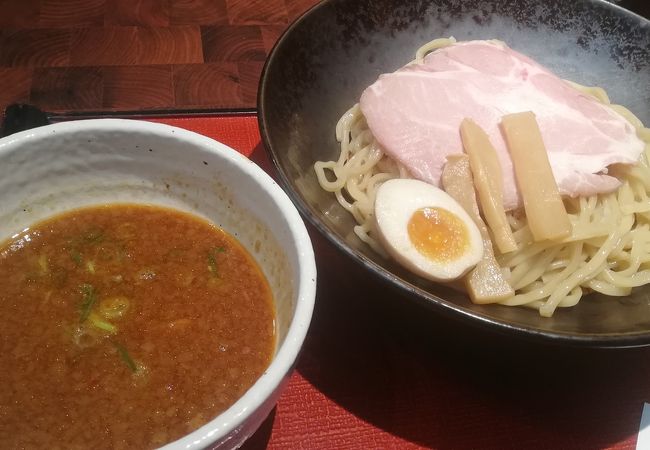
[0,118,317,450]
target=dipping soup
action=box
[0,204,276,449]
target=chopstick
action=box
[0,103,257,137]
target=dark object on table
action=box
[258,0,650,347]
[1,104,50,138]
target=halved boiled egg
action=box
[374,179,483,282]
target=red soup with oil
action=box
[0,204,276,449]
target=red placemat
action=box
[146,116,261,159]
[147,115,650,450]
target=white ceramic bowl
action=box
[0,119,317,449]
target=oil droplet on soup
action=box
[0,204,276,449]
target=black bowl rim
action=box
[258,0,650,349]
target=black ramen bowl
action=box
[258,0,650,347]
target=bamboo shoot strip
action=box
[442,154,514,303]
[460,119,518,254]
[500,111,571,241]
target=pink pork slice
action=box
[359,40,645,210]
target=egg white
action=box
[374,179,484,282]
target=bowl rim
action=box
[257,0,650,349]
[0,118,317,449]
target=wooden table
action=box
[0,0,320,114]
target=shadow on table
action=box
[237,408,276,450]
[295,227,650,449]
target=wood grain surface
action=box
[0,0,321,114]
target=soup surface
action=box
[0,204,276,449]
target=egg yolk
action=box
[407,207,470,262]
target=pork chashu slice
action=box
[359,40,644,211]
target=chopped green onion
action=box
[207,247,225,276]
[99,296,130,320]
[79,284,97,323]
[98,243,126,263]
[70,249,83,266]
[68,229,107,266]
[89,312,117,334]
[82,229,104,244]
[112,342,138,373]
[37,254,49,274]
